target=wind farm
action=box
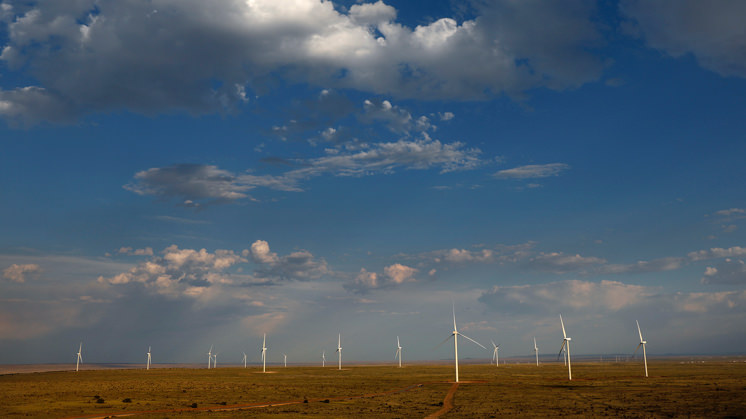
[1,1,745,417]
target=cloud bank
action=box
[0,0,605,123]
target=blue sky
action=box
[1,0,745,365]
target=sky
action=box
[1,0,745,365]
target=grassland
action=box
[1,360,745,418]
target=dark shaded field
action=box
[1,360,745,418]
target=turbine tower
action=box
[75,342,83,372]
[633,320,648,377]
[534,337,539,366]
[261,334,268,373]
[146,346,151,370]
[283,353,287,368]
[491,340,499,367]
[207,345,213,369]
[336,334,342,370]
[213,352,218,368]
[557,315,572,380]
[395,336,403,368]
[322,350,326,367]
[437,303,486,382]
[242,352,247,368]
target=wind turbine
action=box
[490,340,500,367]
[213,352,218,368]
[207,345,213,369]
[75,342,83,372]
[395,336,402,368]
[557,315,572,380]
[242,352,247,368]
[322,350,326,367]
[283,353,287,368]
[436,304,486,382]
[336,334,342,370]
[533,337,539,366]
[633,320,648,377]
[146,346,151,370]
[261,334,267,373]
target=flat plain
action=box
[1,360,745,418]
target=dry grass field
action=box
[1,360,745,418]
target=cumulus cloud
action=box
[701,259,746,285]
[98,245,246,298]
[359,99,433,135]
[0,87,76,126]
[480,279,746,317]
[597,257,686,274]
[621,0,746,78]
[344,263,418,293]
[117,247,154,256]
[713,208,746,218]
[0,0,605,123]
[688,246,746,261]
[2,263,42,283]
[527,252,606,273]
[248,240,329,281]
[126,138,482,205]
[401,242,535,265]
[479,279,653,313]
[494,163,570,179]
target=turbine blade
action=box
[434,334,453,350]
[557,340,567,359]
[491,339,497,349]
[459,333,487,349]
[632,343,642,357]
[452,302,457,332]
[636,320,644,342]
[560,314,567,339]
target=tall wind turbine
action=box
[491,340,499,367]
[336,334,342,370]
[322,350,326,367]
[533,337,539,366]
[242,352,247,368]
[283,353,287,368]
[207,345,213,369]
[395,336,403,368]
[633,320,648,377]
[557,315,572,380]
[436,304,486,383]
[261,334,268,373]
[75,342,83,372]
[146,346,151,370]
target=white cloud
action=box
[383,263,417,284]
[701,259,746,285]
[714,208,746,217]
[0,0,605,123]
[250,241,329,282]
[2,263,42,283]
[621,0,746,78]
[400,242,535,266]
[688,246,746,261]
[494,163,570,179]
[479,279,653,313]
[344,263,418,293]
[360,98,432,134]
[480,279,746,315]
[527,252,606,273]
[0,86,75,126]
[98,245,246,298]
[126,137,482,204]
[117,247,154,256]
[598,257,686,274]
